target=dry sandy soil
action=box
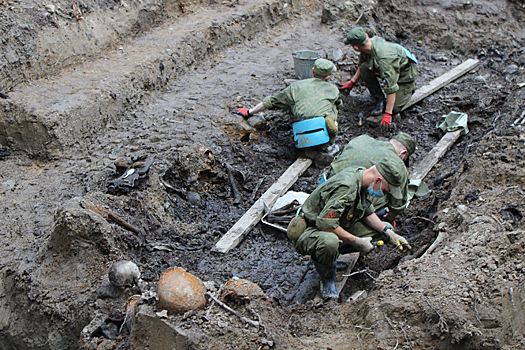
[0,0,524,349]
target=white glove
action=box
[385,229,411,253]
[351,236,374,254]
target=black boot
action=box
[313,260,339,298]
[363,77,385,116]
[370,98,385,116]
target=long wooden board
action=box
[214,157,312,254]
[402,59,479,112]
[409,129,463,180]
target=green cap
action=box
[343,27,367,46]
[376,158,404,200]
[313,58,336,77]
[393,132,416,166]
[393,132,416,155]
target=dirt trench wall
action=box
[0,0,212,89]
[324,0,524,53]
[0,0,304,158]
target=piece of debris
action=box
[156,310,168,318]
[0,150,9,160]
[80,200,141,234]
[108,156,154,194]
[73,4,83,20]
[205,292,260,327]
[347,290,367,303]
[500,204,523,224]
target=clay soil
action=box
[0,0,525,349]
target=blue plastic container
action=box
[293,117,329,148]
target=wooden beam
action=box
[402,59,479,111]
[213,157,312,254]
[409,129,463,180]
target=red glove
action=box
[236,108,251,118]
[340,79,356,91]
[381,112,392,126]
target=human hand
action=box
[384,229,411,253]
[380,111,392,127]
[236,108,251,118]
[351,236,374,254]
[339,79,356,91]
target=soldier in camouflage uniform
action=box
[237,58,342,145]
[293,158,411,298]
[339,27,419,127]
[327,132,416,228]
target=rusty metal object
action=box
[157,267,207,315]
[221,279,264,302]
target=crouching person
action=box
[289,158,411,298]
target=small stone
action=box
[456,204,468,215]
[186,192,200,205]
[156,310,168,318]
[247,115,266,129]
[332,48,344,62]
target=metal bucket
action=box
[292,50,320,80]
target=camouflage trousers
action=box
[293,218,390,265]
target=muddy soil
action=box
[0,0,524,349]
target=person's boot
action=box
[370,98,385,116]
[363,77,385,116]
[312,260,339,298]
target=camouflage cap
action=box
[376,158,404,200]
[393,132,416,155]
[343,27,367,46]
[313,58,336,77]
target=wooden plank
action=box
[213,157,312,254]
[402,59,479,111]
[409,129,462,180]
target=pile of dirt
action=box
[0,0,524,349]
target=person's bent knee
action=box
[313,234,340,265]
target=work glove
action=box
[236,108,251,118]
[380,111,392,127]
[351,236,374,254]
[338,79,356,92]
[384,229,411,253]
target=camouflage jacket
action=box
[327,135,409,214]
[358,37,419,95]
[262,78,342,122]
[302,167,374,231]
